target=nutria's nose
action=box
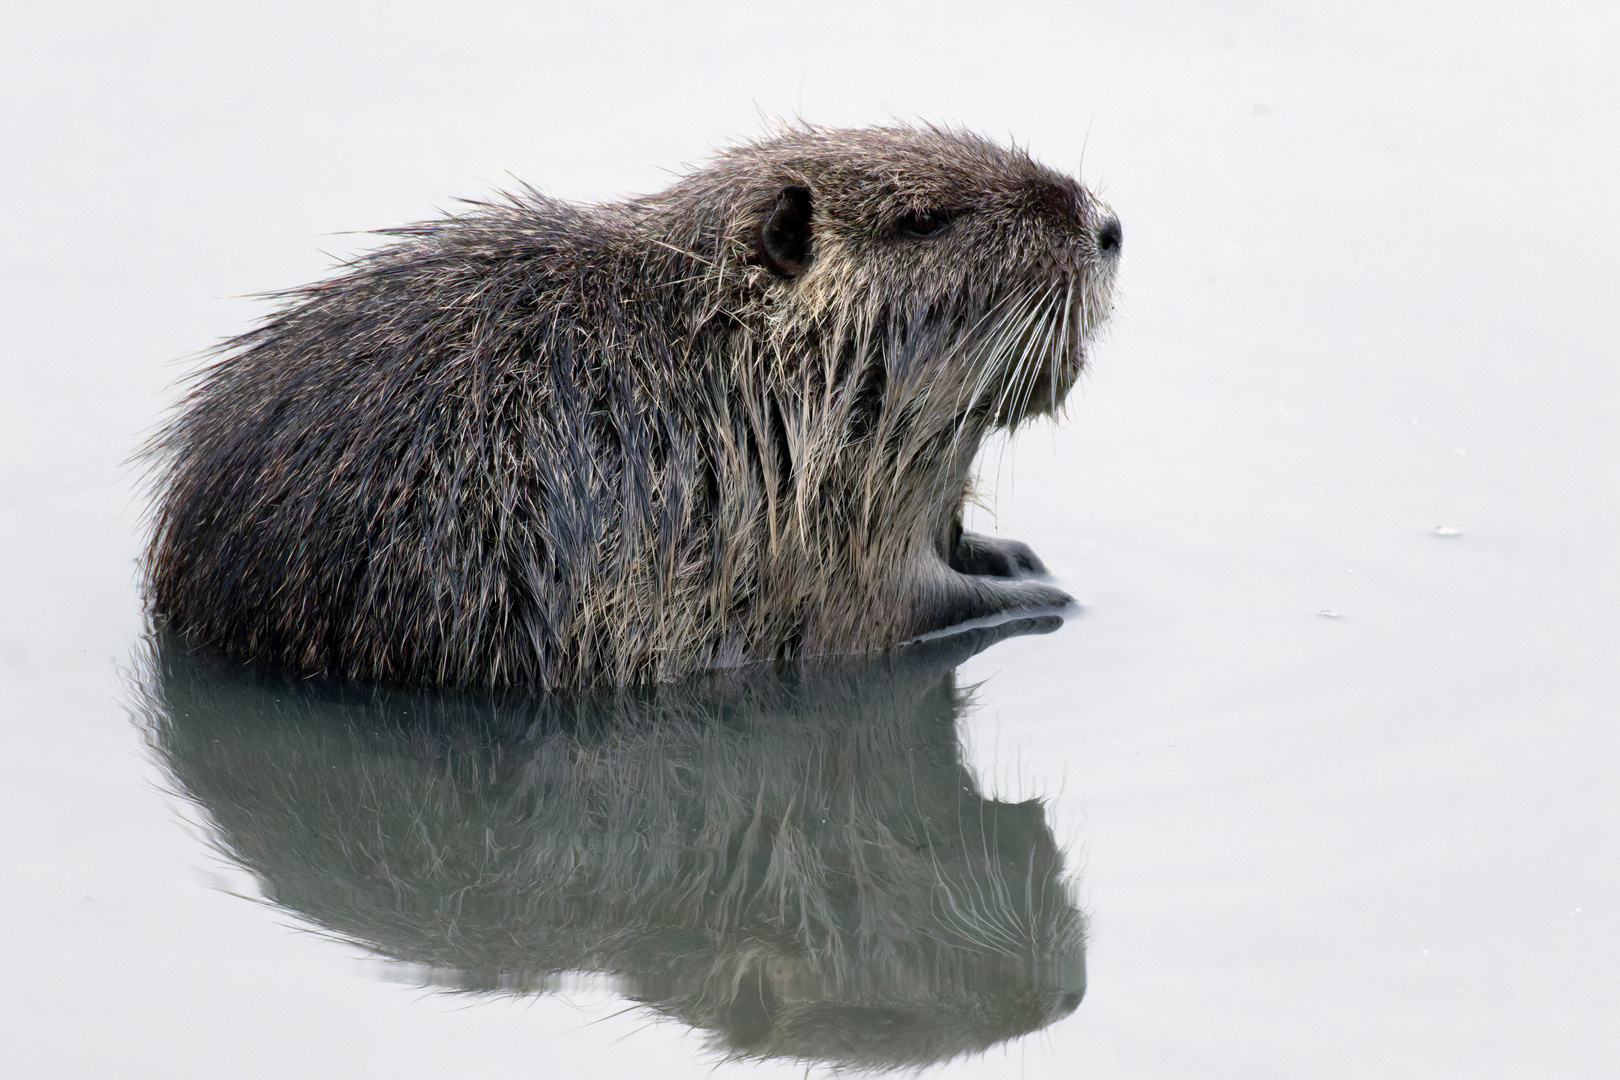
[1096,216,1122,256]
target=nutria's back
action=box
[144,125,1121,687]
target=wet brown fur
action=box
[143,124,1121,687]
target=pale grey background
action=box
[2,1,1616,1076]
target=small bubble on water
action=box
[1433,526,1463,537]
[1318,609,1342,619]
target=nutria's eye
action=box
[896,209,953,239]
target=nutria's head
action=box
[626,126,1121,649]
[648,125,1121,433]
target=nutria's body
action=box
[145,125,1121,687]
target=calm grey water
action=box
[3,2,1617,1077]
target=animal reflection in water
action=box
[135,618,1085,1070]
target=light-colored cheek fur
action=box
[717,230,1107,654]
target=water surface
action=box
[3,2,1616,1077]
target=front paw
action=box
[909,576,1074,640]
[950,531,1050,578]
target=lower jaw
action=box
[997,356,1085,427]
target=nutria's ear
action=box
[758,185,813,277]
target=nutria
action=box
[132,616,1084,1069]
[144,124,1121,687]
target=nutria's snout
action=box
[1096,215,1123,257]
